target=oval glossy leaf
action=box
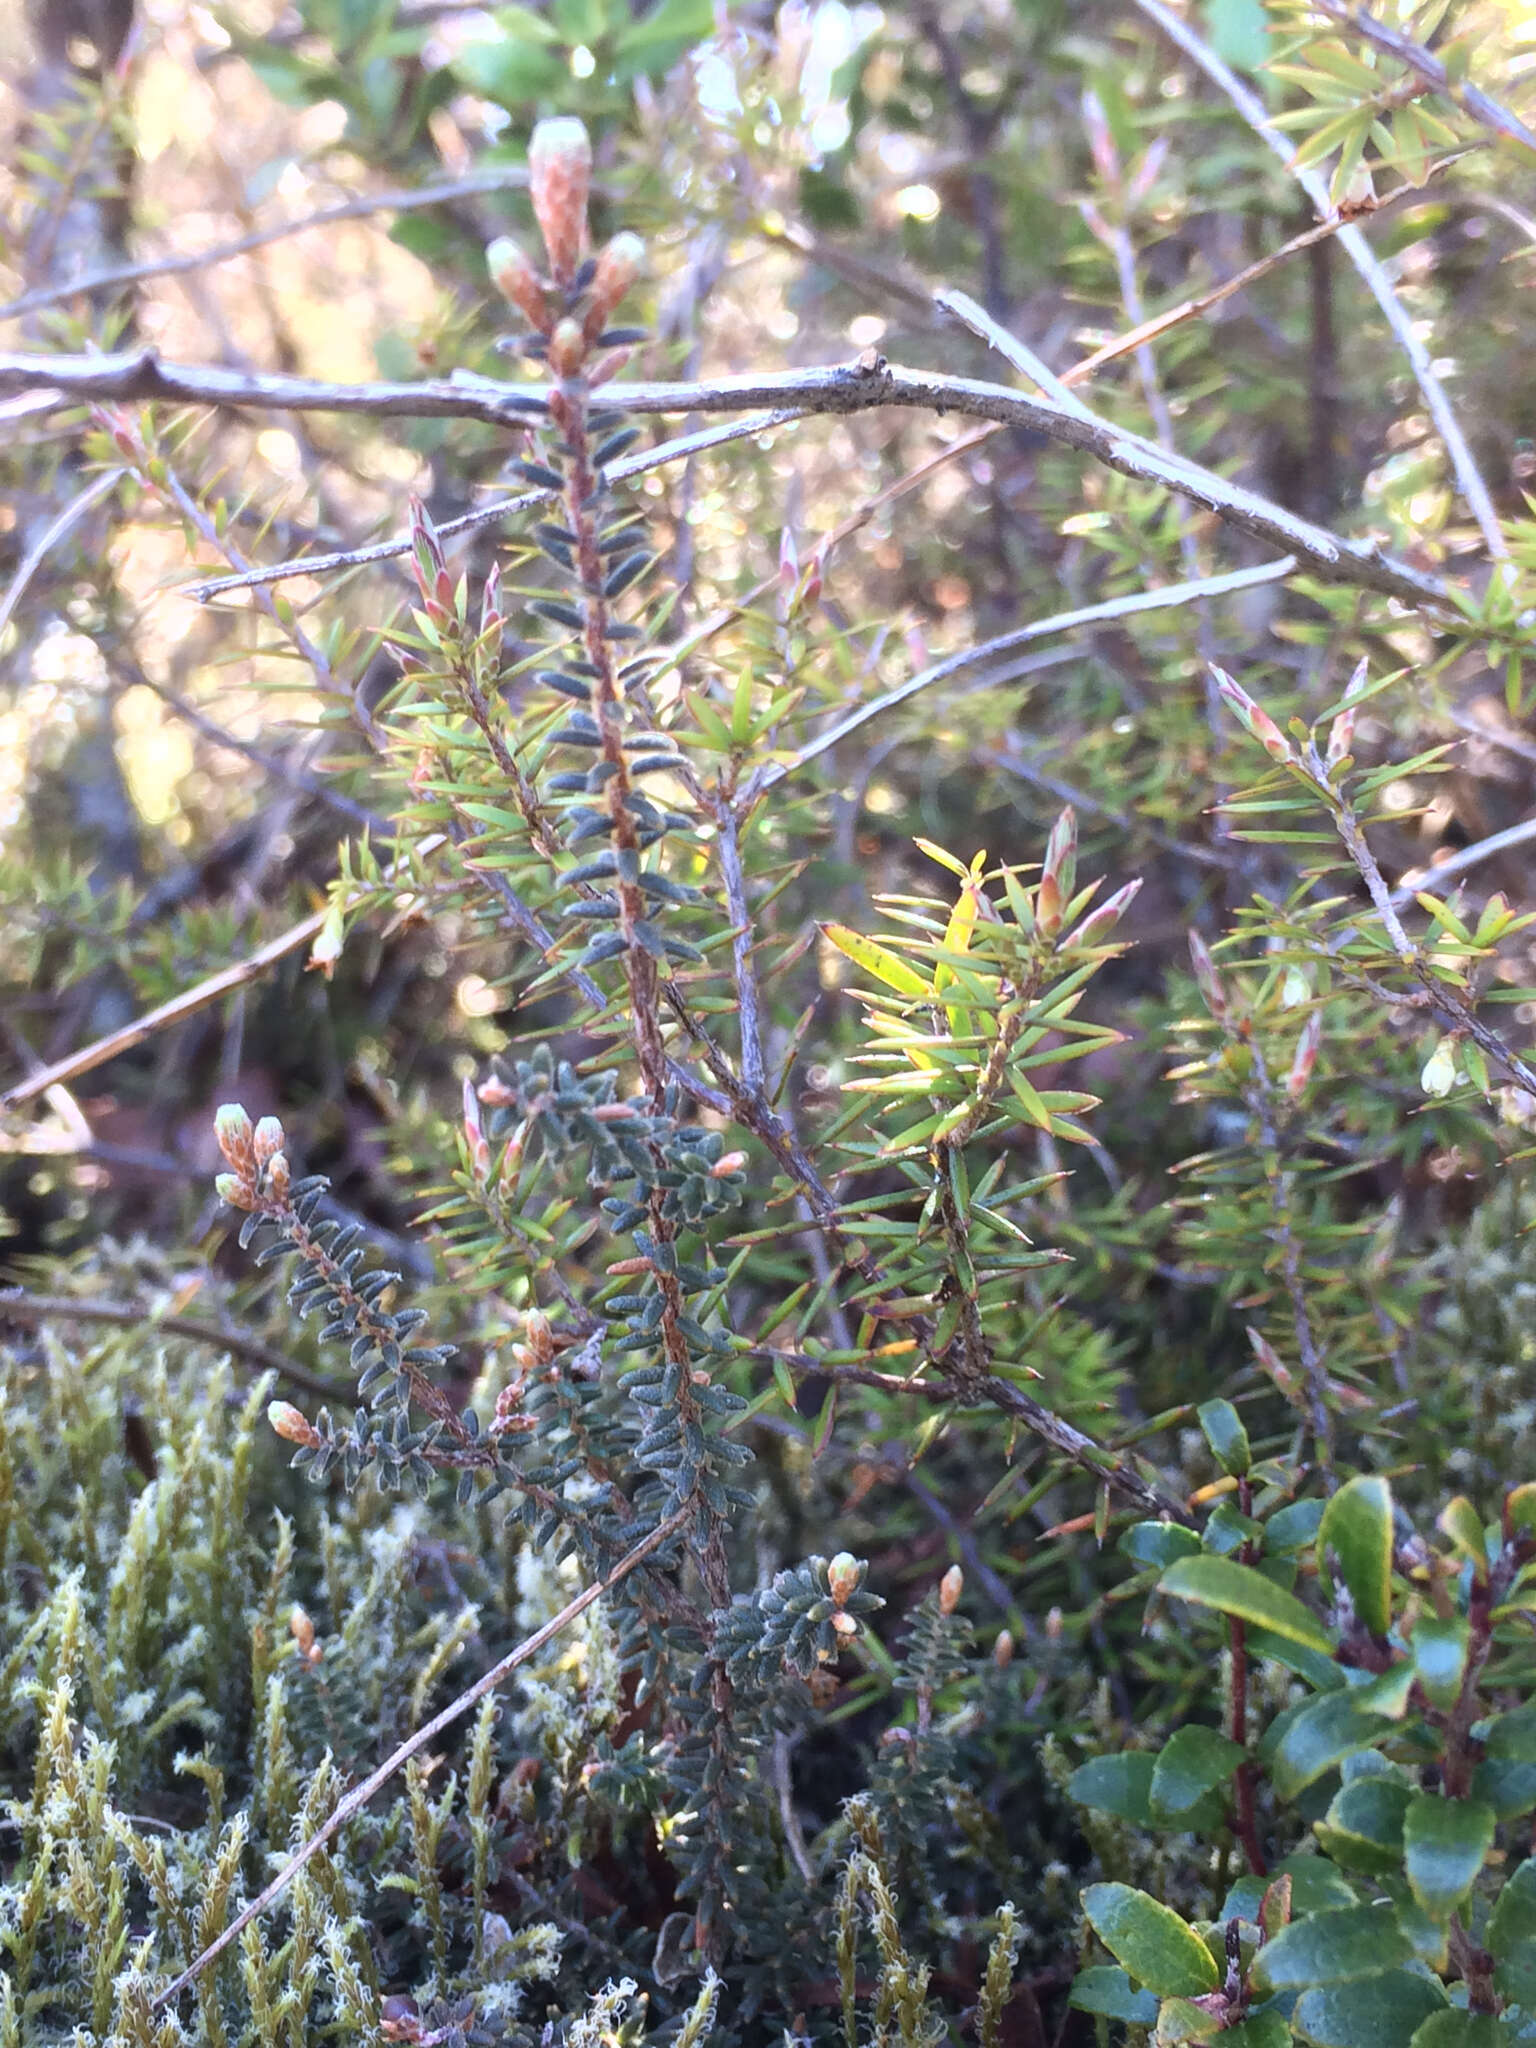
[1221,2017,1294,2048]
[1197,1397,1251,1478]
[1293,1972,1445,2048]
[1314,1774,1411,1877]
[1264,1690,1393,1802]
[1403,1795,1495,1921]
[1068,1752,1155,1824]
[1488,1857,1536,2008]
[1318,1475,1394,1637]
[1067,1964,1159,2024]
[1153,1994,1224,2042]
[1160,1556,1333,1657]
[1223,1854,1356,1924]
[1409,2015,1515,2047]
[1410,1615,1470,1712]
[1151,1726,1246,1820]
[1121,1521,1203,1570]
[1251,1902,1409,1992]
[1266,1497,1326,1553]
[1081,1884,1221,1998]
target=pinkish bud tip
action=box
[528,117,592,284]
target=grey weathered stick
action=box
[186,407,811,598]
[762,557,1299,786]
[0,345,1456,608]
[0,168,533,324]
[0,1289,340,1399]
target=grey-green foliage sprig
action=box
[469,1042,755,1519]
[214,1103,489,1499]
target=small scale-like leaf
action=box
[1318,1475,1394,1636]
[1081,1884,1220,1998]
[1402,1794,1495,1920]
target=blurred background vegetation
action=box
[4,0,1536,2040]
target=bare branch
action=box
[186,408,811,598]
[0,465,123,639]
[0,345,1459,607]
[761,558,1299,786]
[0,1288,342,1400]
[0,169,532,324]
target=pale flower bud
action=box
[826,1552,861,1605]
[215,1103,255,1176]
[252,1116,285,1168]
[486,234,550,332]
[265,1152,290,1201]
[547,316,586,379]
[268,1400,319,1447]
[994,1629,1014,1670]
[584,231,645,338]
[528,117,591,283]
[938,1564,963,1615]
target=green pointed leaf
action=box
[1403,1795,1495,1920]
[1081,1885,1221,1998]
[1318,1476,1394,1637]
[1487,1858,1536,2007]
[1252,1903,1410,1992]
[1160,1556,1333,1656]
[1151,1726,1245,1819]
[820,922,932,998]
[1293,1973,1445,2048]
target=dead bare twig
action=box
[0,346,1458,607]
